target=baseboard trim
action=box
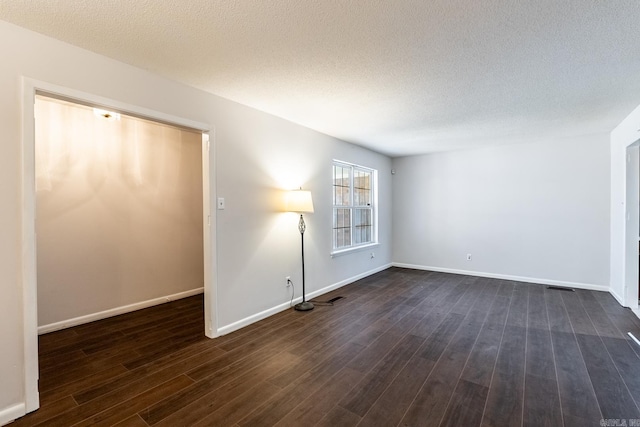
[0,403,25,426]
[392,263,609,292]
[38,288,204,334]
[217,263,392,336]
[609,289,625,306]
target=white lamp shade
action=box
[286,190,314,213]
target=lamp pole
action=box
[295,213,314,311]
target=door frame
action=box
[20,77,218,413]
[624,144,640,310]
[610,103,640,318]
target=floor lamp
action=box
[286,189,314,311]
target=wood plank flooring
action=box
[14,267,640,426]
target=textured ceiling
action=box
[2,1,640,156]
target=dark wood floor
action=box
[14,267,640,426]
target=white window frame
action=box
[331,160,378,256]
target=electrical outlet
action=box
[466,254,472,261]
[285,276,291,287]
[370,252,375,259]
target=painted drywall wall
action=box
[0,20,392,423]
[392,135,610,288]
[623,145,639,307]
[35,97,204,328]
[610,103,640,307]
[213,102,392,329]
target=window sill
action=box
[331,243,379,258]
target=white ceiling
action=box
[2,1,640,157]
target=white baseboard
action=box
[609,288,625,306]
[0,403,25,426]
[305,263,393,301]
[392,263,609,292]
[38,288,204,335]
[217,263,392,336]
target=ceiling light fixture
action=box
[93,108,120,121]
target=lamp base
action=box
[294,301,314,311]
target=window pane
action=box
[343,227,351,247]
[362,187,371,206]
[333,165,350,206]
[354,170,370,189]
[354,208,371,226]
[354,169,371,206]
[345,209,351,227]
[354,208,372,244]
[333,208,351,248]
[342,186,350,205]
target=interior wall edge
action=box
[37,287,204,335]
[217,263,392,336]
[0,402,25,427]
[392,262,609,292]
[610,288,626,306]
[610,102,640,307]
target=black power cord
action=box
[287,278,295,307]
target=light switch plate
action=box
[217,197,225,209]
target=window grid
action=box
[333,161,375,251]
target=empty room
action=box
[1,1,640,426]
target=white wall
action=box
[623,145,639,309]
[392,135,610,288]
[35,97,204,329]
[0,20,392,423]
[610,103,640,307]
[215,116,392,330]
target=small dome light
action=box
[93,108,120,121]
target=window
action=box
[332,161,377,252]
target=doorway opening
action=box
[35,94,205,332]
[625,142,640,312]
[21,79,216,414]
